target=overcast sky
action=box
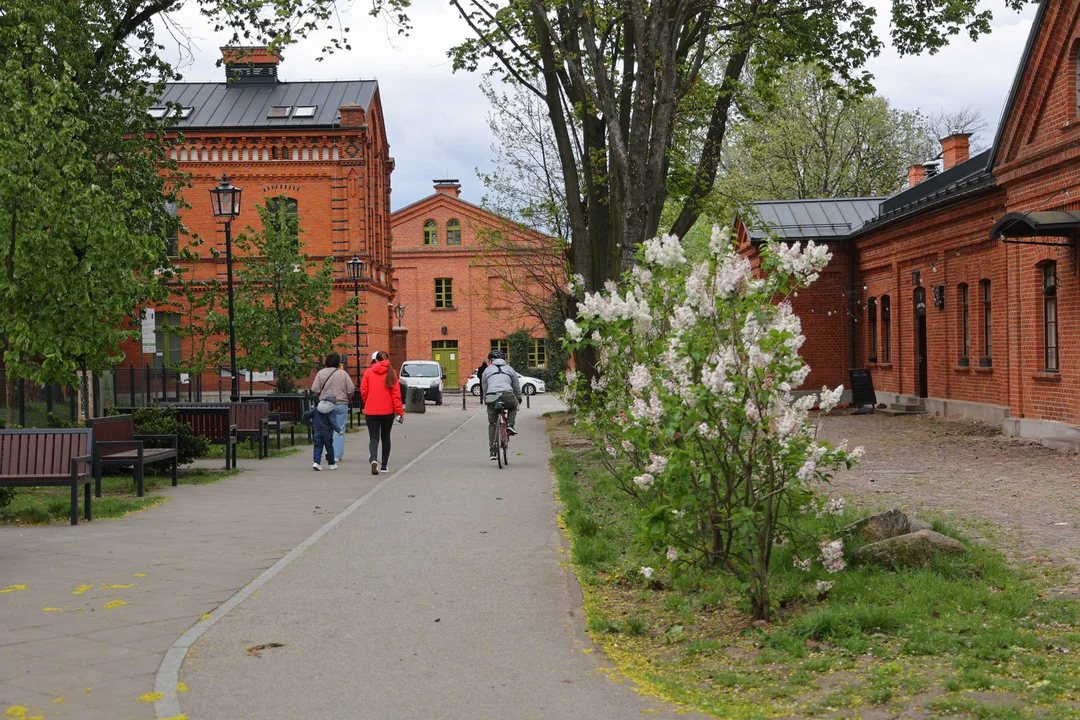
[156,0,1040,210]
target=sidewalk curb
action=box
[154,413,477,720]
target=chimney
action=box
[940,133,972,171]
[908,164,927,188]
[221,46,281,83]
[338,102,367,128]
[433,179,461,198]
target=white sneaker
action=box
[370,460,379,476]
[380,467,390,473]
[328,464,338,471]
[312,463,322,471]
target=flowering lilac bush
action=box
[562,227,862,619]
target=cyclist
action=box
[481,349,522,460]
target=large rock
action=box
[845,509,911,542]
[908,517,932,533]
[853,530,966,568]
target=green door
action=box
[432,341,459,388]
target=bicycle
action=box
[493,400,510,469]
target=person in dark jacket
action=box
[302,392,337,471]
[361,351,405,475]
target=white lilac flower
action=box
[793,557,812,572]
[771,239,832,284]
[666,546,679,562]
[630,392,664,426]
[744,400,762,424]
[606,445,617,458]
[818,385,844,413]
[714,254,751,298]
[671,509,686,519]
[685,262,712,309]
[622,439,634,452]
[646,454,668,474]
[643,234,686,268]
[775,534,789,547]
[564,318,583,342]
[819,539,846,574]
[628,364,652,396]
[640,566,655,579]
[816,498,846,517]
[848,446,865,462]
[789,364,812,388]
[709,225,734,256]
[796,457,817,482]
[633,473,655,490]
[815,580,835,594]
[773,407,800,443]
[564,273,585,295]
[672,304,697,332]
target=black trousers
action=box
[365,414,395,467]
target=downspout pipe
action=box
[847,240,857,370]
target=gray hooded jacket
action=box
[481,359,522,402]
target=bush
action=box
[129,406,209,466]
[0,487,15,510]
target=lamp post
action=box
[346,254,366,389]
[394,303,405,326]
[209,174,243,402]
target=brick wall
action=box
[391,186,553,383]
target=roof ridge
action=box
[753,196,886,204]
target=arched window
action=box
[958,283,969,365]
[1043,265,1057,371]
[423,220,437,245]
[980,279,992,366]
[867,297,878,363]
[881,295,892,363]
[447,219,462,245]
[266,196,299,251]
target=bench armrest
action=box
[70,454,92,476]
[135,433,178,449]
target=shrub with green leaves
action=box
[562,227,861,619]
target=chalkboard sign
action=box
[849,368,876,408]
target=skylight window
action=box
[177,106,193,119]
[148,107,168,118]
[267,106,291,118]
[293,106,317,118]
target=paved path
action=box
[0,405,464,719]
[2,396,700,720]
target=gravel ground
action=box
[818,412,1080,589]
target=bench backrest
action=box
[245,395,307,419]
[0,429,92,477]
[173,407,233,440]
[87,416,136,457]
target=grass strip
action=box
[548,413,1080,719]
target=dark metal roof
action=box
[156,80,378,129]
[743,198,884,242]
[851,150,995,235]
[991,210,1080,239]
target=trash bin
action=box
[405,386,426,414]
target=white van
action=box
[399,360,445,405]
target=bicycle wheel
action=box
[501,414,509,467]
[495,414,504,469]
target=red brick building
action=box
[120,47,395,390]
[390,180,552,388]
[737,0,1080,445]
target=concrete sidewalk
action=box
[178,395,705,720]
[0,405,465,719]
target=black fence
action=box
[109,364,281,407]
[0,371,80,428]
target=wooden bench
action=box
[0,429,93,525]
[242,397,297,449]
[87,415,178,498]
[169,402,269,459]
[169,406,238,469]
[255,394,313,444]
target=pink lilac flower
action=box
[819,539,846,574]
[633,473,655,490]
[640,566,654,579]
[666,547,679,562]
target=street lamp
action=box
[394,303,406,326]
[209,174,243,402]
[346,254,366,389]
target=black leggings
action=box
[365,414,395,467]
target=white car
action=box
[399,360,445,405]
[466,371,546,397]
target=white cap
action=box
[371,351,380,362]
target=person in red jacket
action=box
[361,350,405,476]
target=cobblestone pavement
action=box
[0,405,466,720]
[819,412,1080,585]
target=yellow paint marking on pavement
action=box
[137,692,164,703]
[73,585,93,595]
[100,583,136,590]
[40,608,62,613]
[0,585,28,594]
[133,573,146,577]
[176,682,189,693]
[103,600,127,609]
